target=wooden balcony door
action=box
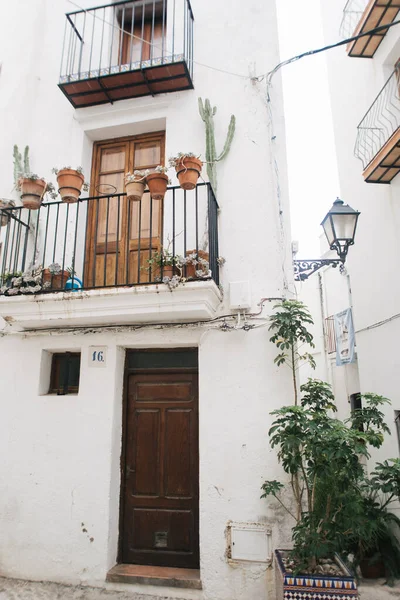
[85,133,165,287]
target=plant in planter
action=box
[169,153,203,190]
[347,459,400,583]
[145,166,170,200]
[184,250,211,279]
[261,300,398,598]
[52,166,89,203]
[0,265,44,296]
[13,145,56,209]
[145,247,184,288]
[0,199,15,226]
[125,170,149,202]
[42,262,70,290]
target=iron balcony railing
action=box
[354,64,400,169]
[339,0,369,38]
[0,183,219,296]
[59,0,194,106]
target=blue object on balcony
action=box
[65,277,83,291]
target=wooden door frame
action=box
[84,132,166,287]
[117,349,199,566]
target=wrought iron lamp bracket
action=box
[294,259,343,281]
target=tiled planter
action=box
[275,549,358,600]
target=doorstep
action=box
[106,564,202,590]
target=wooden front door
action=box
[121,371,199,568]
[85,133,165,287]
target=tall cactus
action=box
[13,144,30,187]
[198,98,235,196]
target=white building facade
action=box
[0,1,294,599]
[299,0,400,465]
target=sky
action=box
[276,0,341,259]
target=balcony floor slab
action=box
[0,281,222,331]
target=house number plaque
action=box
[88,346,107,368]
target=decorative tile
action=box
[275,550,358,600]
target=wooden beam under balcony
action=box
[59,61,193,109]
[363,128,400,182]
[347,0,400,57]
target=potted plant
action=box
[349,459,400,582]
[0,266,44,296]
[18,174,50,210]
[145,166,170,200]
[169,153,202,190]
[125,170,149,202]
[0,199,15,226]
[184,250,210,279]
[52,167,89,203]
[261,300,397,598]
[42,263,70,290]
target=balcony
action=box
[59,0,194,108]
[340,0,400,58]
[355,65,400,183]
[0,183,221,330]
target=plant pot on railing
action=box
[175,156,203,191]
[19,177,47,210]
[42,269,70,290]
[146,167,169,200]
[0,200,15,226]
[56,168,85,203]
[125,171,147,202]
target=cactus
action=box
[13,144,30,186]
[198,98,235,196]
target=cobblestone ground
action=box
[1,576,400,599]
[0,578,183,600]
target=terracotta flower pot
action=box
[146,172,169,200]
[185,249,209,279]
[19,178,47,210]
[0,200,13,226]
[42,269,70,290]
[126,180,146,202]
[175,156,202,190]
[56,169,85,203]
[360,557,386,579]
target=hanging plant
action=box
[169,152,202,191]
[52,166,89,203]
[0,199,15,226]
[125,170,149,202]
[145,166,170,200]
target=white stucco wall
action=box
[0,1,294,598]
[314,0,400,465]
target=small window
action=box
[49,353,81,395]
[350,392,363,432]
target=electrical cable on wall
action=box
[66,0,400,83]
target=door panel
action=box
[121,372,199,568]
[85,133,165,287]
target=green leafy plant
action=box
[269,300,316,405]
[262,383,392,573]
[262,300,399,578]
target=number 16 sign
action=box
[88,346,107,368]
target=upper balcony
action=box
[59,0,194,108]
[340,0,400,58]
[354,64,400,182]
[0,183,221,330]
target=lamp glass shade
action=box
[321,198,360,252]
[331,213,358,241]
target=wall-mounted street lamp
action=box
[294,198,360,281]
